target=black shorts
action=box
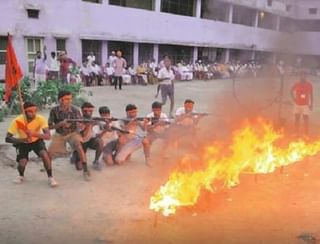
[16,139,47,162]
[103,139,119,155]
[82,137,100,152]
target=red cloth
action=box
[4,34,23,102]
[292,81,313,106]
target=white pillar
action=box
[275,16,280,31]
[68,37,82,64]
[251,50,256,60]
[155,0,161,12]
[133,43,139,68]
[272,53,277,64]
[228,4,233,23]
[101,40,108,65]
[153,44,159,63]
[254,10,259,27]
[196,0,202,18]
[193,47,198,63]
[224,49,230,63]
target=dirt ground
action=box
[1,76,320,244]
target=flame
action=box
[149,119,320,216]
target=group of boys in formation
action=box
[5,56,313,188]
[6,57,207,187]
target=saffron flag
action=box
[4,34,23,102]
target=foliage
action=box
[5,77,88,115]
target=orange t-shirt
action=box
[292,81,313,106]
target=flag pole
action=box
[16,78,25,117]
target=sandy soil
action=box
[0,77,320,244]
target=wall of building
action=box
[0,1,292,73]
[0,0,319,80]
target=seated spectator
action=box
[91,62,103,86]
[177,63,193,81]
[122,68,131,85]
[136,63,148,85]
[80,61,92,86]
[104,62,114,86]
[128,66,137,85]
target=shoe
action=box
[48,177,58,187]
[92,160,102,171]
[13,176,24,184]
[83,171,91,181]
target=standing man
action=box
[5,102,58,187]
[33,46,47,89]
[112,50,127,90]
[108,51,117,66]
[103,104,150,166]
[59,52,76,84]
[87,51,96,67]
[291,71,313,136]
[48,52,60,80]
[48,91,91,181]
[71,102,105,171]
[157,56,175,118]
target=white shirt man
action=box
[92,63,101,75]
[105,66,114,76]
[48,55,59,72]
[146,111,169,135]
[80,63,90,76]
[157,66,174,85]
[87,53,96,67]
[175,99,198,127]
[34,51,48,89]
[109,52,117,67]
[128,66,136,76]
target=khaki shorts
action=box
[293,105,310,116]
[48,132,83,157]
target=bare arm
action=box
[25,128,51,141]
[5,132,28,144]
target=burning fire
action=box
[150,119,320,216]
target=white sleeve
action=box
[161,113,169,122]
[170,71,175,80]
[157,69,164,79]
[175,108,184,116]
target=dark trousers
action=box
[114,76,123,90]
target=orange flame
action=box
[149,119,320,216]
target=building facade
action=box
[0,0,320,80]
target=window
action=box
[232,5,256,27]
[27,9,39,19]
[296,19,320,32]
[309,8,318,15]
[267,0,272,7]
[159,44,193,65]
[139,43,153,64]
[82,40,102,64]
[56,39,66,53]
[25,38,43,73]
[108,41,134,66]
[258,11,277,30]
[82,0,101,3]
[286,5,292,12]
[161,0,195,17]
[201,0,229,22]
[0,36,8,65]
[109,0,154,10]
